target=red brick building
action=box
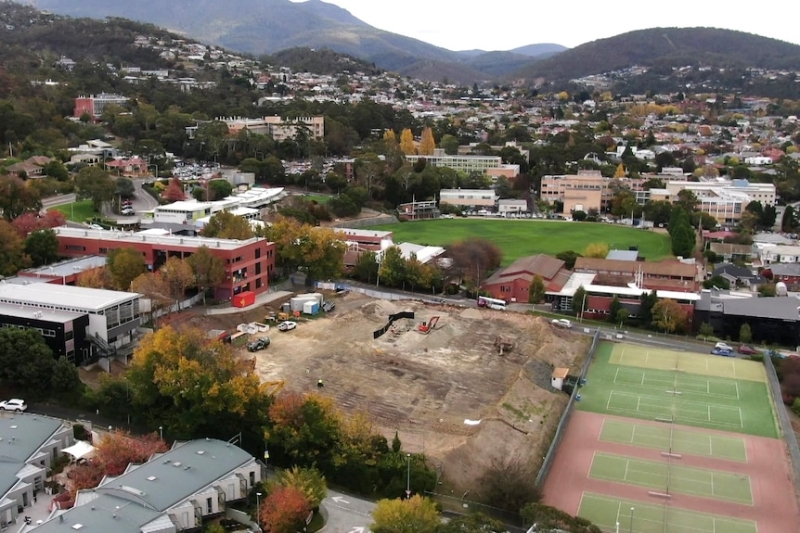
[573,257,699,292]
[54,227,276,301]
[481,254,570,303]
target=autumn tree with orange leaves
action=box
[258,486,311,533]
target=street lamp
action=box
[406,453,412,499]
[159,426,163,440]
[256,492,262,521]
[629,507,634,533]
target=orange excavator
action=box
[418,316,440,334]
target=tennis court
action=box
[606,343,766,382]
[605,390,744,431]
[599,418,748,462]
[589,452,753,505]
[578,493,758,533]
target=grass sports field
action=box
[371,219,672,265]
[578,493,757,533]
[577,343,778,438]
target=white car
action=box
[715,342,733,352]
[0,399,27,412]
[277,321,297,332]
[551,318,572,329]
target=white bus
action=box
[477,296,507,310]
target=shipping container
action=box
[303,301,320,315]
[233,291,256,308]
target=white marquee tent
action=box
[61,440,96,461]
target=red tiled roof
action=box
[574,257,696,279]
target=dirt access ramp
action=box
[248,292,590,491]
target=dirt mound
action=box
[459,308,482,320]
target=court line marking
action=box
[630,425,636,444]
[614,367,620,384]
[735,381,740,400]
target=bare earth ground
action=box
[180,292,589,491]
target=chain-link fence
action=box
[763,354,800,505]
[534,329,600,488]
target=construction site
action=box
[170,291,590,492]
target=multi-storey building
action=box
[53,228,277,302]
[73,93,130,119]
[440,188,497,208]
[188,116,324,142]
[539,171,645,213]
[405,149,519,178]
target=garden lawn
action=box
[52,200,98,223]
[372,219,672,265]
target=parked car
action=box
[247,337,270,352]
[0,399,27,411]
[277,321,297,332]
[322,301,336,313]
[121,208,135,216]
[738,345,759,355]
[711,348,734,357]
[88,224,104,230]
[551,318,572,329]
[714,342,733,352]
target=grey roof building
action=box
[0,414,73,529]
[31,439,262,533]
[694,290,800,345]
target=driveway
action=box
[320,489,375,533]
[103,178,159,224]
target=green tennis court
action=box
[578,493,758,533]
[578,342,779,438]
[606,343,767,382]
[589,452,753,505]
[599,418,748,462]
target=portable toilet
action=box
[303,300,320,315]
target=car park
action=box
[277,321,297,332]
[247,337,270,352]
[0,399,27,411]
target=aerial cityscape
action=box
[0,1,799,533]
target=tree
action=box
[400,128,416,156]
[0,175,41,221]
[476,455,540,513]
[268,392,340,468]
[676,189,700,212]
[446,238,502,287]
[0,220,30,276]
[266,217,346,280]
[43,160,69,181]
[77,267,110,289]
[187,246,225,305]
[94,430,168,476]
[670,222,696,258]
[639,291,658,326]
[51,356,81,392]
[354,250,379,284]
[439,134,459,155]
[107,247,147,291]
[272,466,327,509]
[616,308,629,327]
[702,275,730,290]
[24,229,59,267]
[130,272,172,324]
[259,486,312,533]
[520,502,601,533]
[12,211,66,237]
[608,295,622,324]
[378,246,407,288]
[572,210,587,222]
[0,328,55,393]
[115,177,135,198]
[698,322,715,339]
[556,250,582,270]
[163,176,186,202]
[651,299,688,333]
[529,275,545,304]
[583,242,609,258]
[160,257,195,310]
[371,496,440,533]
[739,323,752,344]
[418,127,436,156]
[783,205,798,232]
[572,286,587,316]
[613,163,625,178]
[75,166,115,212]
[202,210,255,240]
[437,513,504,533]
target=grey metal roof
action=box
[96,438,253,512]
[723,296,800,321]
[0,302,84,324]
[606,250,639,261]
[0,414,63,496]
[767,263,800,276]
[0,284,138,312]
[21,256,108,278]
[30,494,162,533]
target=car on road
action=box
[121,208,135,216]
[277,321,297,332]
[551,318,572,329]
[711,348,734,357]
[322,301,335,313]
[0,399,27,411]
[88,224,104,230]
[247,337,270,352]
[738,345,759,355]
[714,342,733,352]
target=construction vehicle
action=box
[277,312,290,321]
[418,316,440,334]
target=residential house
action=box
[759,245,800,265]
[708,242,756,263]
[764,263,800,290]
[709,264,766,289]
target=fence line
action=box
[763,354,800,504]
[534,329,600,488]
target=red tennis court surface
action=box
[542,411,798,532]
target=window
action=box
[249,471,255,487]
[255,247,261,259]
[207,497,213,514]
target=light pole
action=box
[629,507,634,533]
[256,492,262,522]
[406,453,411,499]
[159,426,163,440]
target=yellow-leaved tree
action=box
[383,130,397,143]
[399,128,416,155]
[371,495,440,533]
[418,127,435,155]
[613,163,626,178]
[583,242,610,258]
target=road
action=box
[102,178,159,224]
[321,489,375,533]
[41,193,76,209]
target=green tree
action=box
[698,322,715,339]
[51,356,81,392]
[529,275,545,304]
[439,134,459,155]
[43,160,69,181]
[202,210,255,240]
[354,251,379,284]
[676,189,700,212]
[639,291,658,327]
[24,229,59,267]
[739,323,752,344]
[0,220,30,276]
[378,246,407,288]
[556,250,582,270]
[268,392,341,468]
[0,175,41,220]
[392,431,402,453]
[115,177,135,198]
[437,513,504,533]
[371,496,440,533]
[608,295,622,324]
[572,286,587,316]
[266,217,345,280]
[671,222,696,258]
[107,247,147,291]
[76,166,115,212]
[782,205,797,232]
[616,308,629,327]
[272,466,327,509]
[187,246,225,305]
[0,329,55,393]
[702,275,730,290]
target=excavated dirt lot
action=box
[183,292,589,491]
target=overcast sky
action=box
[297,0,800,51]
